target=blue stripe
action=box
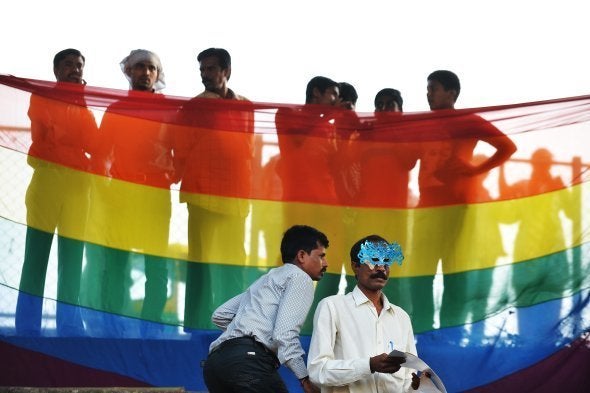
[2,284,589,392]
[417,288,590,391]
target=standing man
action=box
[175,48,255,332]
[357,87,413,209]
[374,88,404,113]
[339,81,358,111]
[335,81,362,203]
[353,87,416,311]
[87,49,174,337]
[406,70,517,330]
[275,76,349,332]
[499,148,572,341]
[307,235,426,392]
[203,225,328,393]
[17,48,97,336]
[276,76,342,207]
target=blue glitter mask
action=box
[357,240,404,270]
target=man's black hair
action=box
[305,76,339,104]
[53,48,85,69]
[427,70,461,99]
[197,47,231,70]
[281,225,329,264]
[374,88,403,111]
[339,82,358,105]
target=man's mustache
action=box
[370,271,387,280]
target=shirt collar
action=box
[351,285,394,313]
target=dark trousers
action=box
[203,337,288,393]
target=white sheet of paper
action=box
[389,351,447,393]
[416,374,444,393]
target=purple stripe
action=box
[0,340,150,387]
[466,334,590,393]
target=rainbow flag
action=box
[0,74,589,392]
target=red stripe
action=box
[1,74,588,207]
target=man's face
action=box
[375,95,401,112]
[427,79,456,110]
[340,98,356,111]
[200,56,229,92]
[353,261,390,292]
[129,61,159,91]
[314,86,340,106]
[299,245,328,281]
[54,54,85,84]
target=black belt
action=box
[212,336,280,368]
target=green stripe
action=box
[182,260,271,330]
[12,226,590,334]
[383,243,590,333]
[81,242,271,329]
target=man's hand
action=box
[369,353,406,374]
[411,371,432,390]
[411,372,420,390]
[300,376,320,393]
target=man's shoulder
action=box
[318,292,352,308]
[194,89,250,101]
[387,301,412,321]
[227,88,249,102]
[195,91,219,99]
[270,263,307,278]
[234,93,249,102]
[263,264,314,296]
[101,99,131,120]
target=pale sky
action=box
[2,0,589,112]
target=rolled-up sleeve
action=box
[273,273,314,379]
[211,293,242,330]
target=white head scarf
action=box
[119,49,166,92]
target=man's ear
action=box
[351,261,360,280]
[312,87,321,100]
[295,249,307,264]
[224,66,232,81]
[449,89,458,102]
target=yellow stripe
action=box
[403,187,583,276]
[277,189,585,277]
[0,147,30,225]
[9,153,589,274]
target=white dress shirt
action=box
[308,285,417,392]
